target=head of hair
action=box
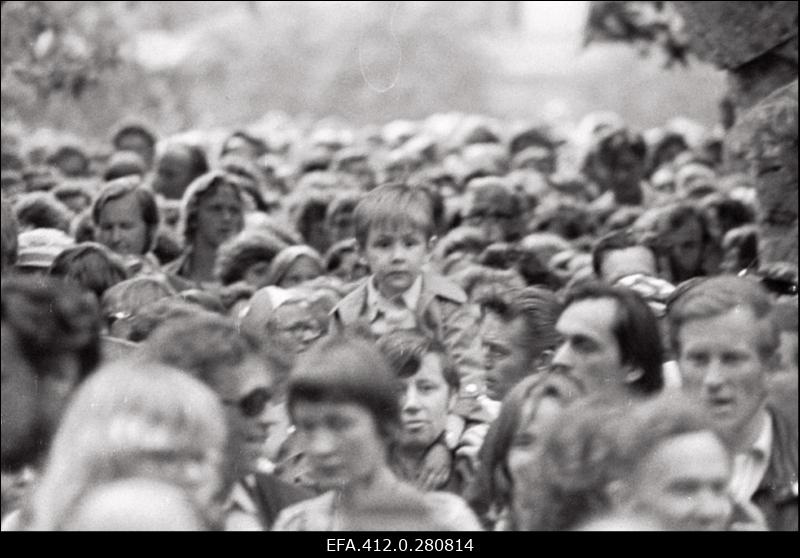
[1,197,19,271]
[472,374,584,517]
[610,394,725,488]
[102,150,147,181]
[477,286,562,359]
[353,182,435,248]
[142,313,261,392]
[48,242,129,300]
[214,229,288,286]
[112,121,157,153]
[178,171,243,245]
[52,181,95,214]
[91,176,160,254]
[453,264,526,301]
[123,297,211,343]
[14,192,72,232]
[101,276,175,327]
[564,282,664,395]
[30,360,226,530]
[667,276,778,362]
[377,329,459,392]
[288,331,401,441]
[221,130,268,159]
[267,245,323,286]
[591,229,655,278]
[514,396,625,531]
[1,275,101,380]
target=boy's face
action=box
[364,223,428,299]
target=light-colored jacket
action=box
[331,272,485,414]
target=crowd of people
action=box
[1,109,797,531]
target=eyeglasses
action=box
[222,387,273,418]
[275,321,323,339]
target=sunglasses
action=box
[222,387,273,418]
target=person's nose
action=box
[702,360,727,392]
[390,242,406,262]
[307,429,337,458]
[110,226,123,244]
[550,341,573,373]
[402,385,421,414]
[694,488,731,528]
[481,343,494,371]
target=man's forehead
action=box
[481,312,526,345]
[557,298,618,336]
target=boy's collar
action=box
[366,274,424,316]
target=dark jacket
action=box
[753,402,798,531]
[250,472,314,530]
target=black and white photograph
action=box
[1,1,797,535]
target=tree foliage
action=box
[583,1,691,67]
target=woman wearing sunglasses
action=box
[273,331,482,531]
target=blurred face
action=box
[217,355,279,476]
[364,223,428,299]
[507,396,563,488]
[552,298,629,398]
[600,247,658,284]
[463,191,517,243]
[270,302,323,355]
[96,193,149,256]
[328,209,356,244]
[668,219,704,281]
[397,353,454,450]
[278,256,322,288]
[627,431,732,531]
[153,148,194,200]
[480,313,538,401]
[292,401,386,490]
[241,261,272,290]
[194,185,244,249]
[678,309,768,445]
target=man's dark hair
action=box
[14,192,72,233]
[142,313,264,390]
[377,329,460,392]
[477,286,562,359]
[49,242,129,300]
[1,276,102,380]
[563,282,664,395]
[591,229,656,278]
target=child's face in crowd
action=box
[292,401,387,490]
[364,223,428,299]
[96,193,149,256]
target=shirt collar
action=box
[365,274,423,320]
[225,475,259,515]
[751,408,773,462]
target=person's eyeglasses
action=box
[737,267,798,297]
[222,387,272,418]
[276,321,323,339]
